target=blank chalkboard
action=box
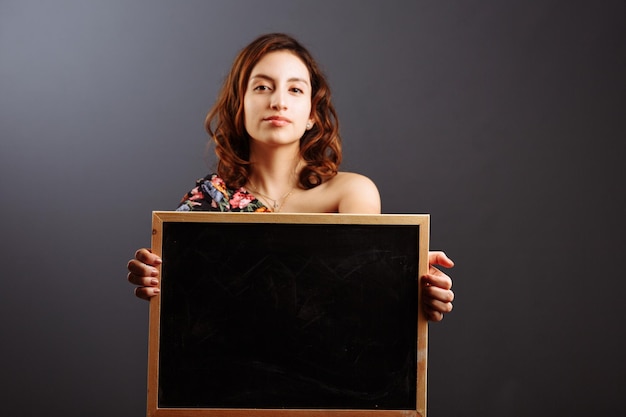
[147,212,430,417]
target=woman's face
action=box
[244,51,314,149]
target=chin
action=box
[252,135,300,147]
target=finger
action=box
[135,248,162,267]
[424,297,454,314]
[428,251,454,269]
[134,286,160,301]
[127,258,160,279]
[423,269,453,291]
[423,285,455,304]
[127,271,159,287]
[422,286,454,316]
[422,304,445,322]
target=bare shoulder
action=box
[330,171,378,190]
[287,172,381,214]
[327,172,381,214]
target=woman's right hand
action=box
[127,248,162,300]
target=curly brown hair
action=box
[205,33,342,189]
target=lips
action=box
[263,115,291,126]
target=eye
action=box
[253,85,271,91]
[291,87,304,94]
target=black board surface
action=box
[155,217,421,410]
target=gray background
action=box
[1,1,624,416]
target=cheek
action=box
[294,98,311,116]
[243,100,254,131]
[302,105,313,125]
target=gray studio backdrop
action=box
[1,1,624,416]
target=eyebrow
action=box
[249,74,310,86]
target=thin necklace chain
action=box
[247,180,295,212]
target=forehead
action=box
[249,51,310,82]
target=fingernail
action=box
[151,279,159,286]
[155,257,162,265]
[153,288,160,294]
[151,268,159,276]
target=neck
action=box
[247,143,302,198]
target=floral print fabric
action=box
[176,174,270,212]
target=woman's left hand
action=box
[422,251,455,322]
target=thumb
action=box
[428,251,454,268]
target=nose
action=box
[270,89,287,110]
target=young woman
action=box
[127,33,454,322]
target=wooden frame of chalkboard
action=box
[147,211,430,417]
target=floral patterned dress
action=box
[176,174,270,212]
